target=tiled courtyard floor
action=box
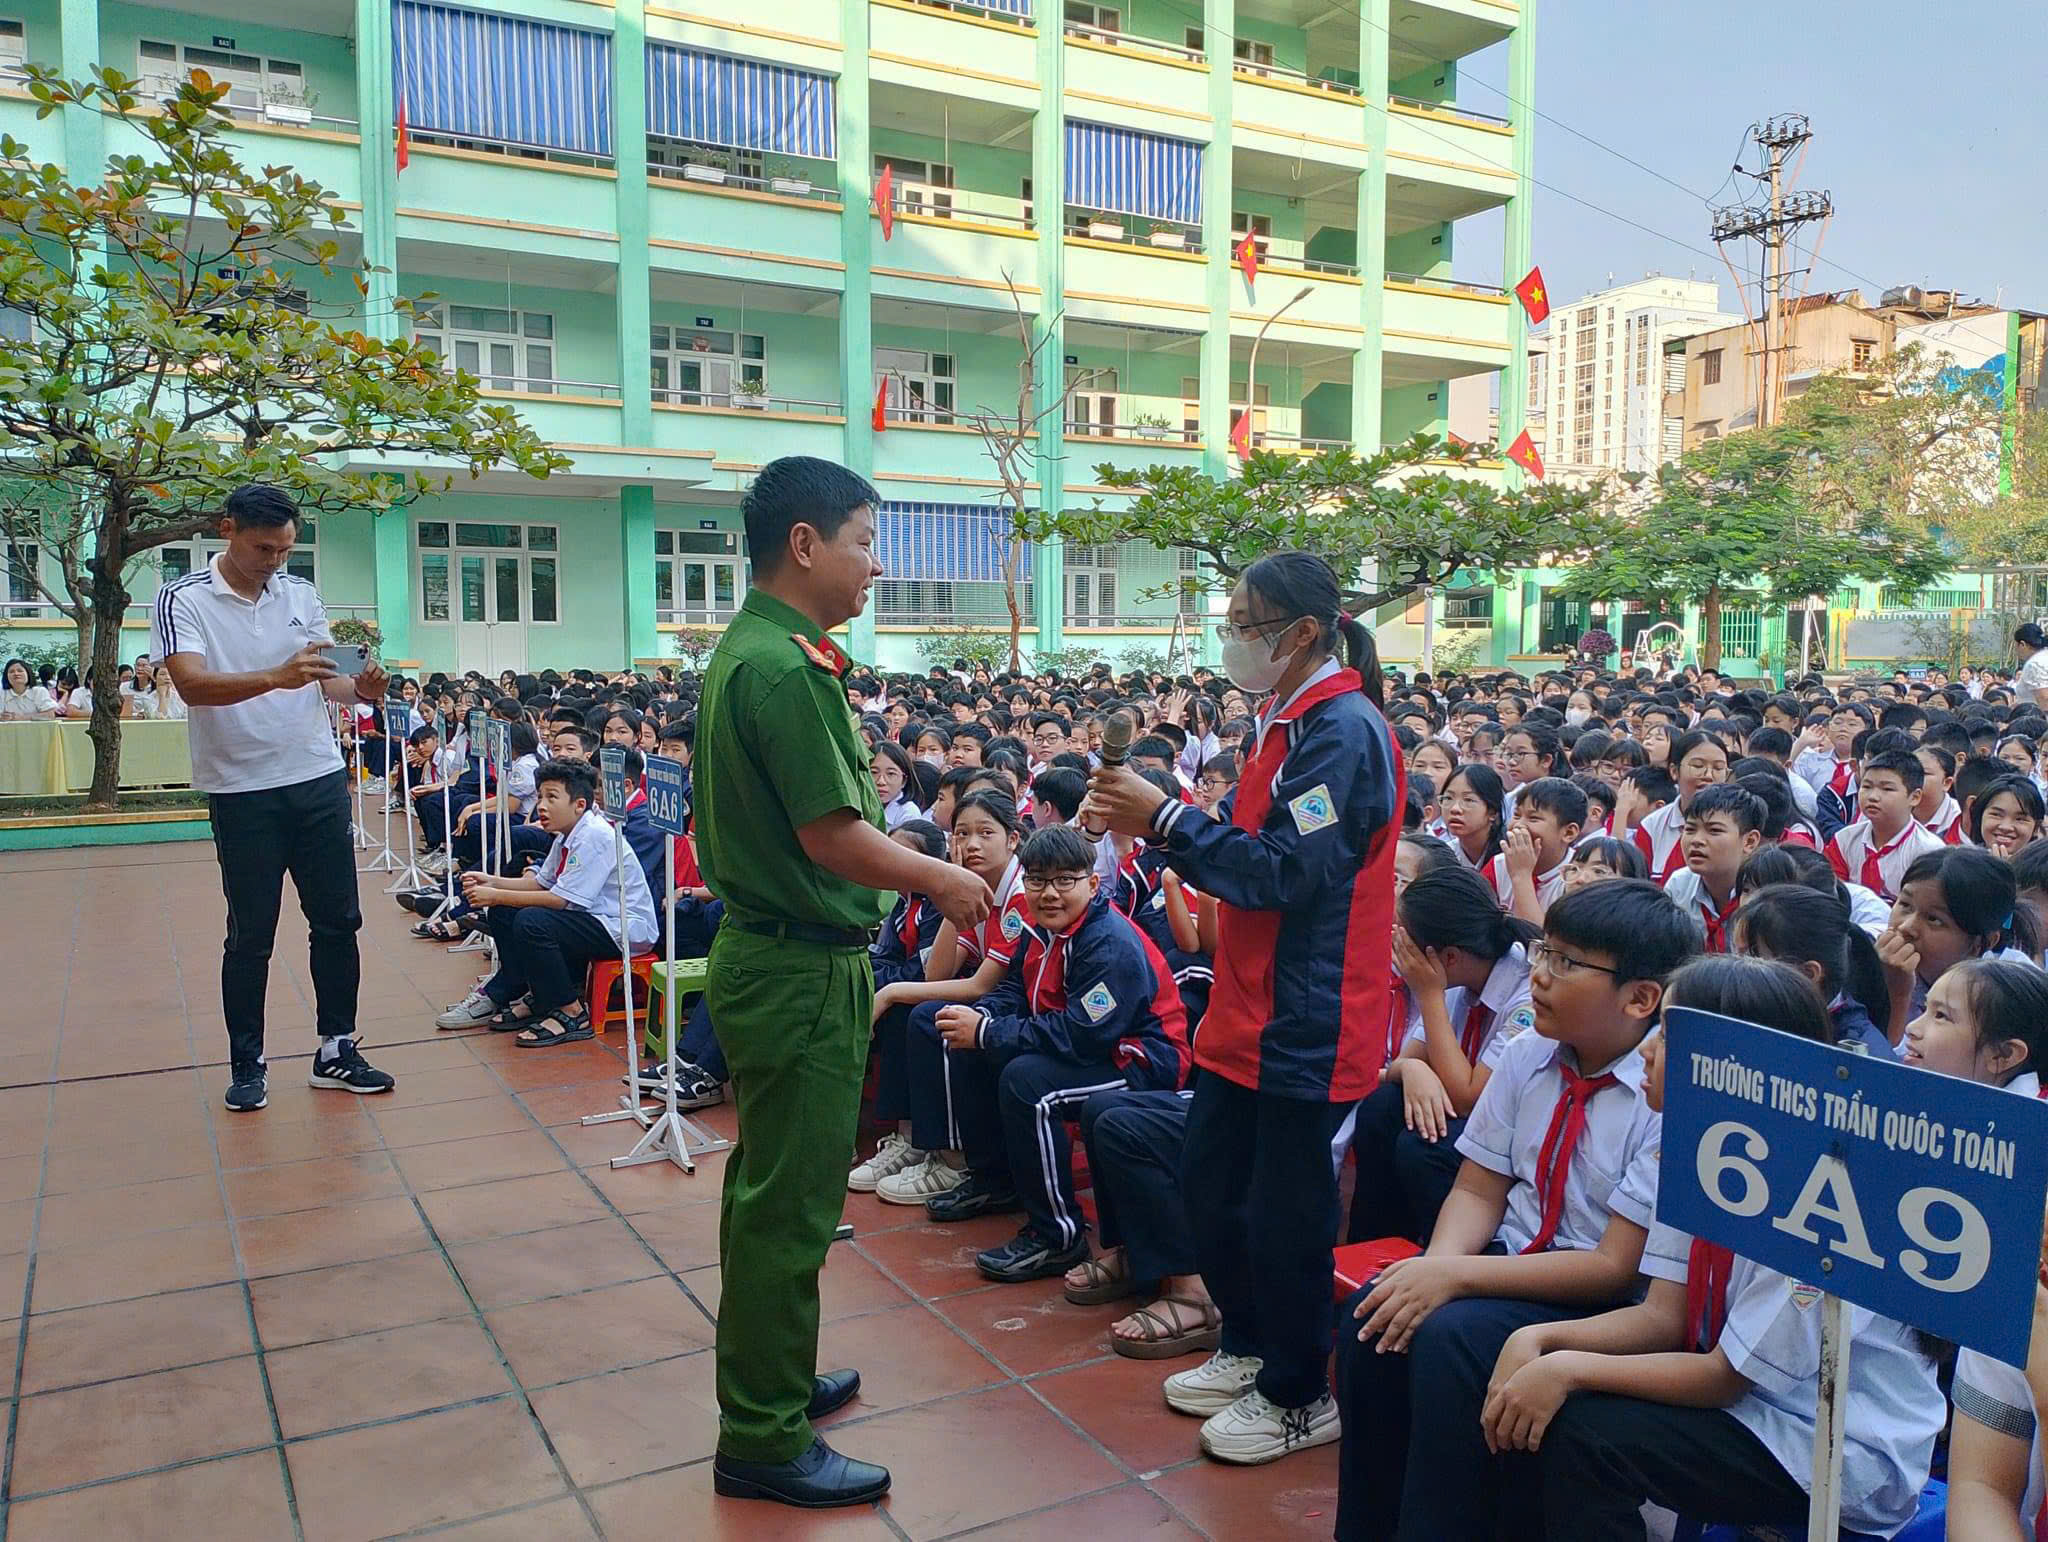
[0,842,1339,1540]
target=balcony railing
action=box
[1067,610,1201,629]
[1386,271,1509,298]
[655,388,842,416]
[1064,415,1200,444]
[1231,57,1363,98]
[405,129,612,170]
[1389,94,1512,129]
[1062,19,1204,64]
[476,376,622,399]
[898,0,1035,25]
[1236,238,1360,278]
[885,188,1033,230]
[1255,431,1352,454]
[650,161,839,203]
[1065,212,1204,253]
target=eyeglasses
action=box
[1213,616,1306,645]
[1198,776,1234,790]
[1496,748,1544,763]
[1527,940,1618,978]
[1021,874,1090,893]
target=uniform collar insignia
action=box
[792,632,849,676]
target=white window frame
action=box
[874,154,954,219]
[876,346,956,424]
[1069,364,1121,436]
[138,38,306,112]
[1232,37,1275,70]
[2,537,45,615]
[159,521,318,592]
[655,528,746,623]
[1064,1,1123,34]
[650,323,766,407]
[414,519,561,627]
[413,303,556,395]
[1065,544,1118,626]
[0,20,25,79]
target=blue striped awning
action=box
[1064,120,1203,225]
[645,43,836,159]
[393,2,613,159]
[879,503,1033,583]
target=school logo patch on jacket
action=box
[1496,1004,1536,1045]
[1289,784,1338,834]
[1001,908,1024,940]
[1081,983,1117,1022]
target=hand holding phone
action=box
[320,643,370,678]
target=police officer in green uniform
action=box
[699,457,993,1509]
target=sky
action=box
[1450,0,2046,316]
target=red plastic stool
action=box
[585,950,656,1037]
[1333,1237,1421,1300]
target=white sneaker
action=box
[1198,1389,1341,1465]
[849,1133,926,1193]
[418,850,449,877]
[1163,1350,1265,1416]
[435,988,498,1029]
[875,1155,966,1206]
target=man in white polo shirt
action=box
[153,484,397,1111]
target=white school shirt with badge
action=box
[1621,1194,1944,1537]
[1456,1032,1657,1254]
[1400,943,1536,1070]
[1483,852,1566,914]
[1827,816,1947,902]
[149,555,345,794]
[535,807,659,949]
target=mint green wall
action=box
[96,3,358,121]
[870,127,1029,206]
[1303,382,1350,443]
[1064,339,1204,404]
[653,301,842,408]
[871,322,1020,415]
[13,0,60,69]
[405,278,621,390]
[1121,0,1209,54]
[1390,59,1454,105]
[315,506,380,611]
[1386,224,1453,280]
[1232,187,1306,248]
[1306,225,1358,268]
[1383,381,1448,441]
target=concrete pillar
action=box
[1498,0,1537,473]
[838,4,876,663]
[1353,0,1390,452]
[1029,11,1067,660]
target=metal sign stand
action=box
[381,690,426,894]
[584,746,653,1134]
[362,696,400,874]
[612,754,728,1173]
[341,703,381,859]
[449,710,495,958]
[1807,1291,1850,1539]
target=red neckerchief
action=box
[1828,756,1855,799]
[1858,822,1913,898]
[1385,977,1410,1074]
[1459,999,1492,1063]
[898,895,924,954]
[1686,1238,1735,1350]
[1520,1061,1621,1254]
[1698,885,1739,954]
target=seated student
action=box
[1610,761,1674,846]
[1560,835,1646,893]
[845,820,953,1191]
[871,739,924,831]
[926,764,986,832]
[2015,839,2048,953]
[1029,765,1086,828]
[874,789,1028,1208]
[1481,954,1946,1542]
[1348,864,1541,1247]
[1824,746,1947,901]
[434,758,659,1045]
[1876,846,2043,1046]
[1969,770,2047,857]
[1662,782,1765,953]
[1333,879,1699,1542]
[1725,761,1818,850]
[1953,750,2011,836]
[448,721,546,870]
[1488,776,1587,921]
[1738,839,1892,939]
[1732,881,1893,1056]
[923,825,1189,1283]
[1193,750,1240,817]
[947,722,989,770]
[1441,763,1507,873]
[1914,742,1962,842]
[1633,730,1729,882]
[1926,962,2048,1539]
[1792,699,1873,807]
[1569,774,1615,840]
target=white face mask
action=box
[1221,621,1303,695]
[918,752,945,770]
[1565,707,1591,726]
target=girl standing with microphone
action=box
[1083,551,1403,1466]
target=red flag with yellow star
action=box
[1234,228,1260,288]
[1513,265,1550,326]
[873,162,894,241]
[1505,429,1544,480]
[1229,408,1253,459]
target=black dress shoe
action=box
[807,1367,861,1420]
[713,1436,890,1508]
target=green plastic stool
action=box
[644,956,710,1064]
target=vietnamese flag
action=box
[1229,408,1253,459]
[873,161,894,241]
[1506,428,1544,480]
[396,92,410,173]
[1513,265,1550,325]
[871,377,890,432]
[1234,229,1260,288]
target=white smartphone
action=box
[320,643,370,677]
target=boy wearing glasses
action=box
[931,825,1190,1285]
[1333,880,1699,1541]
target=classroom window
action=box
[1232,38,1274,68]
[161,521,318,586]
[875,347,956,424]
[874,155,954,219]
[138,38,306,111]
[655,528,745,622]
[3,539,39,610]
[417,521,559,624]
[650,323,767,407]
[413,304,556,394]
[1064,0,1122,33]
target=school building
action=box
[0,0,1532,676]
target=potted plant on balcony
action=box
[767,160,813,198]
[1087,214,1125,242]
[1130,409,1173,441]
[1147,222,1187,251]
[731,376,770,410]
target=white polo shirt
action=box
[149,556,345,795]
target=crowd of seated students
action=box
[362,654,2048,1533]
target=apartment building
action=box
[0,0,1532,673]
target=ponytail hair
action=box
[1240,550,1384,710]
[1945,958,2048,1086]
[1732,882,1890,1034]
[1398,865,1543,959]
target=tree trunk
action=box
[83,561,129,810]
[1701,585,1723,671]
[73,606,93,683]
[1003,532,1024,673]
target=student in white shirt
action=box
[1633,731,1730,883]
[1487,777,1585,921]
[438,757,658,1046]
[1484,955,1945,1540]
[1660,783,1765,954]
[0,658,54,719]
[1824,748,1947,902]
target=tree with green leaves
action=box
[1019,435,1607,617]
[0,66,566,806]
[1555,422,1949,669]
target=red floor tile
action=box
[449,1216,663,1309]
[586,1463,899,1540]
[929,1277,1129,1378]
[485,1274,714,1387]
[248,1249,471,1350]
[527,1351,723,1486]
[6,1449,295,1542]
[11,1356,275,1493]
[1147,1443,1343,1539]
[264,1314,516,1437]
[20,1283,254,1394]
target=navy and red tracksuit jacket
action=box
[871,891,944,990]
[969,890,1189,1091]
[1149,668,1402,1101]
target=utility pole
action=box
[1710,115,1832,429]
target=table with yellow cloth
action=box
[0,719,193,796]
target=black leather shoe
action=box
[713,1436,890,1508]
[806,1368,861,1420]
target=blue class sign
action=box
[1659,1006,2048,1367]
[643,754,688,836]
[598,745,628,816]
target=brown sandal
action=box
[1109,1294,1222,1361]
[1063,1250,1145,1306]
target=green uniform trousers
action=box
[706,924,873,1463]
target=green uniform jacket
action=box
[694,588,890,931]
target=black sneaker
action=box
[308,1039,396,1095]
[977,1226,1090,1283]
[925,1172,1021,1224]
[224,1065,268,1112]
[674,1064,725,1112]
